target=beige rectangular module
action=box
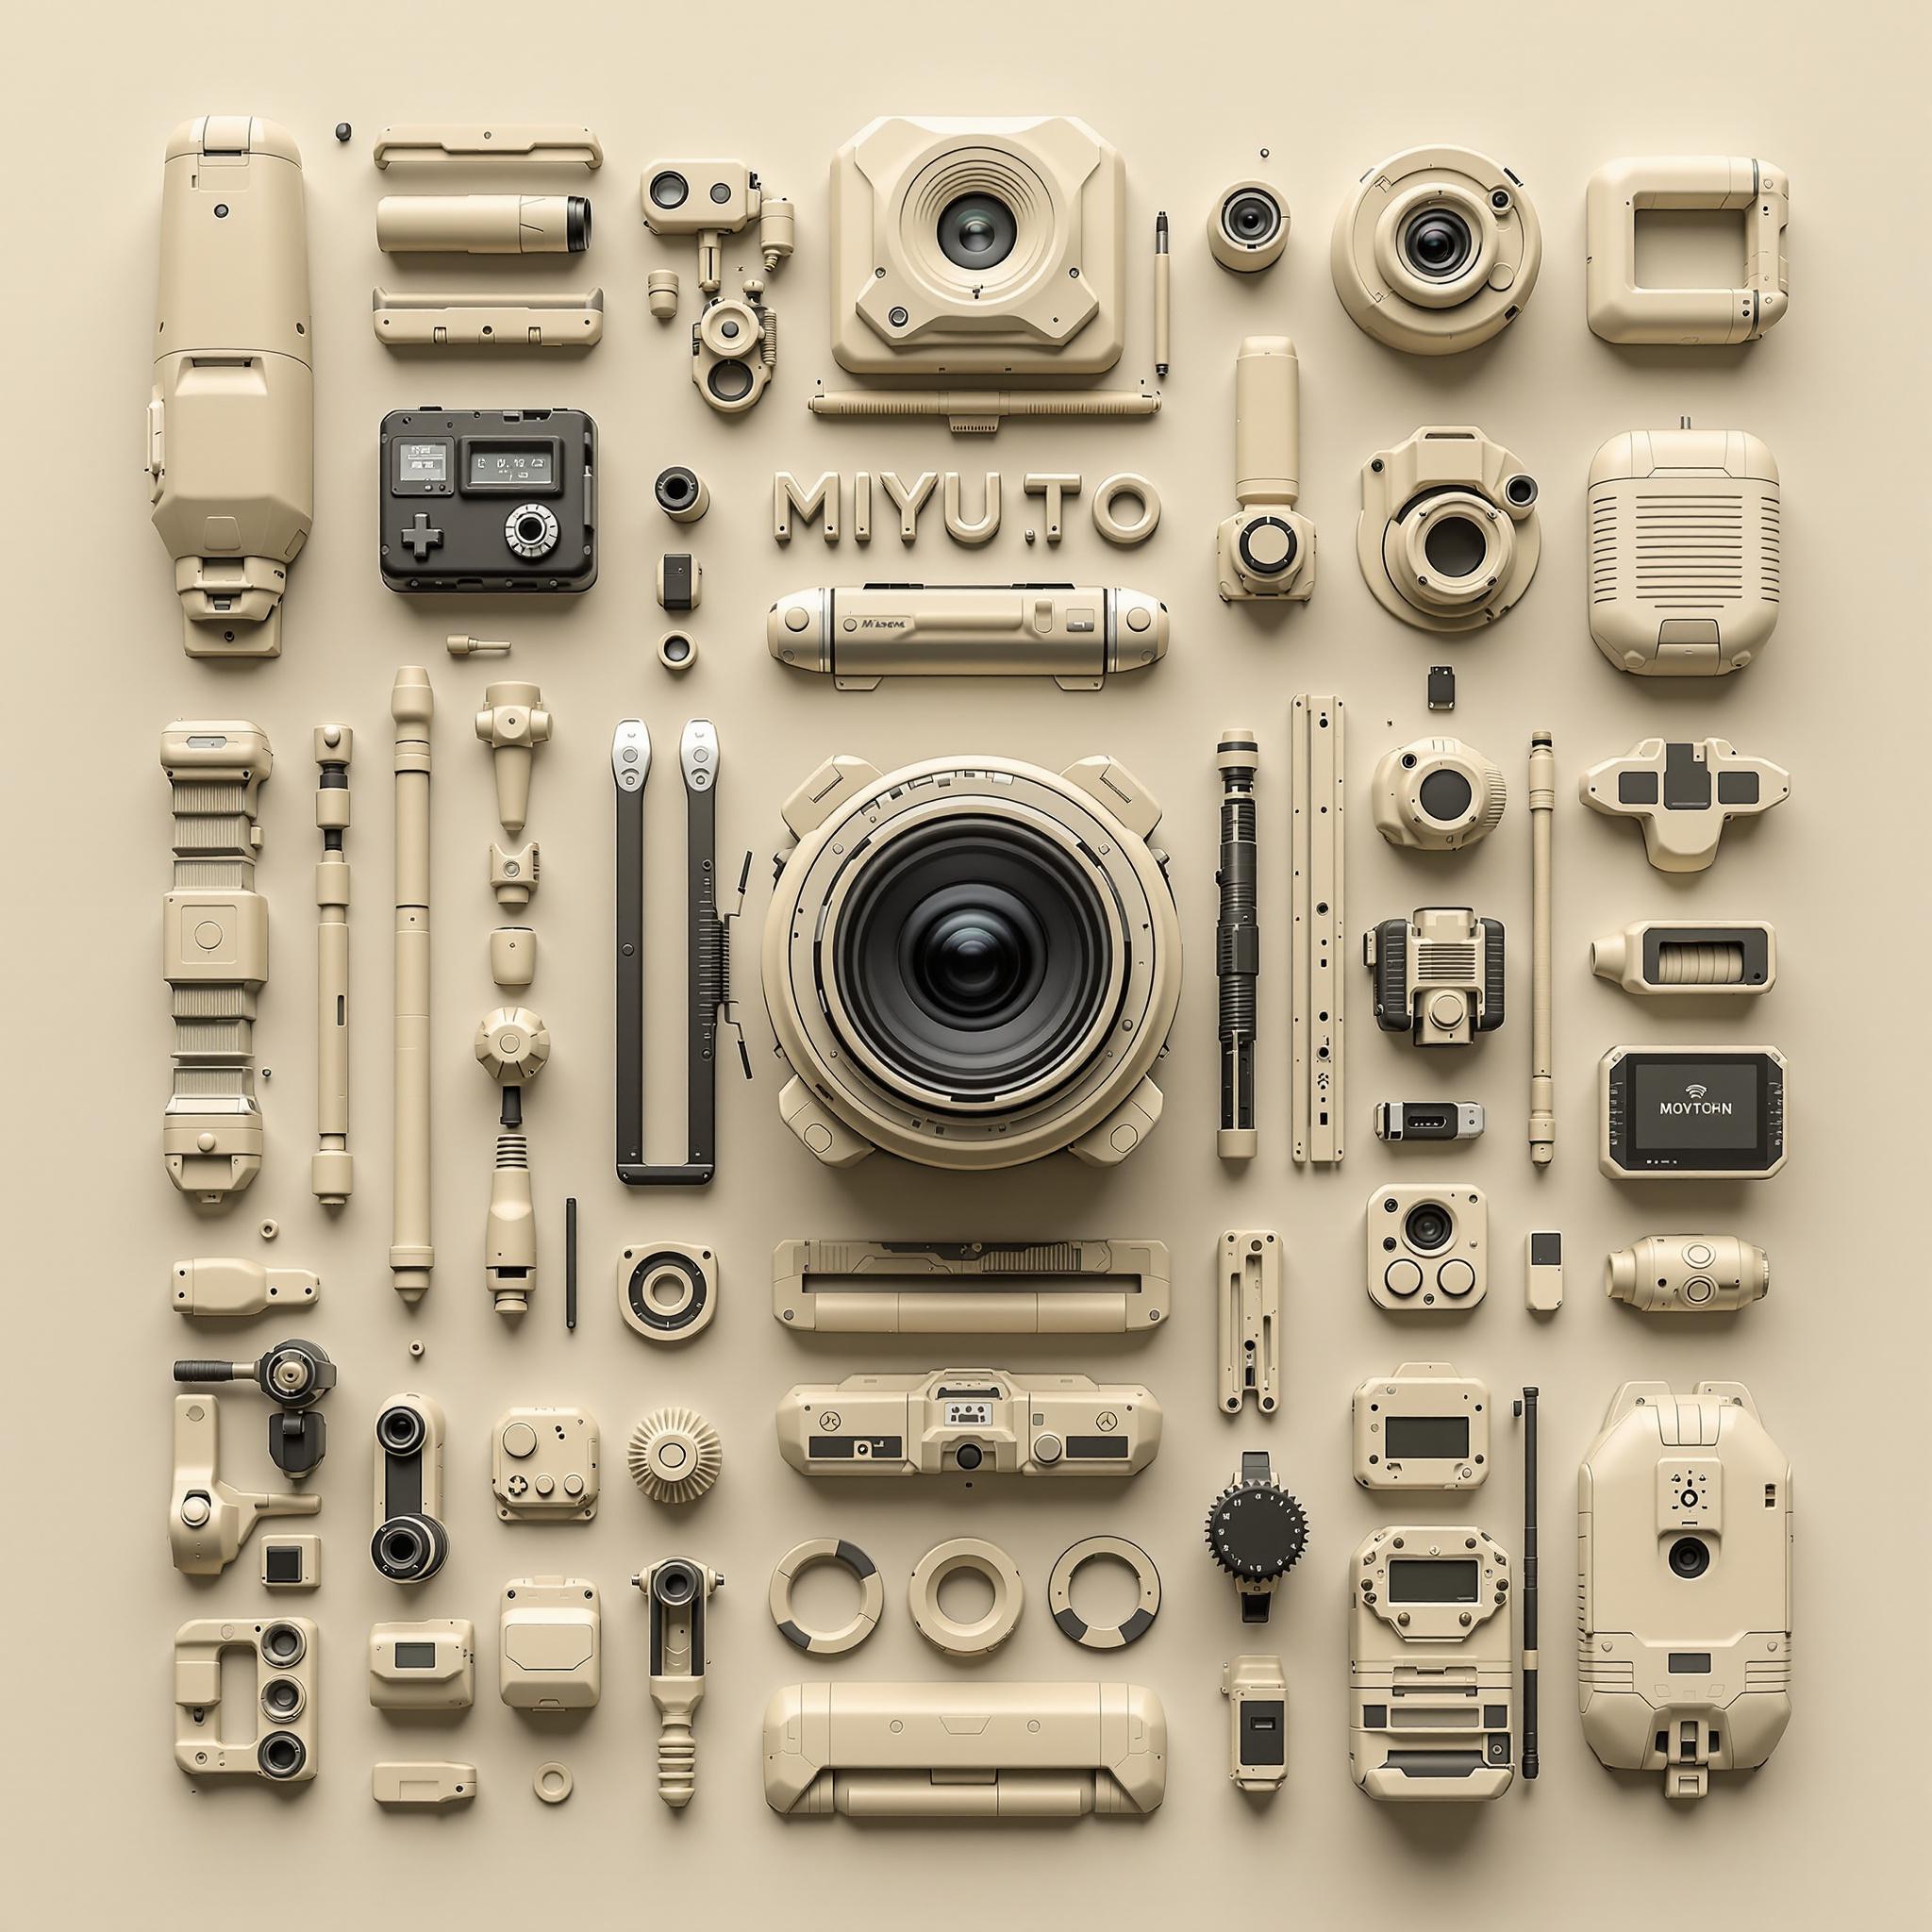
[764,1681,1166,1817]
[1218,1230,1281,1415]
[371,288,605,348]
[1292,696,1344,1162]
[772,1238,1169,1333]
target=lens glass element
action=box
[1417,769,1474,824]
[1402,205,1474,280]
[1404,1202,1454,1252]
[1224,189,1282,246]
[938,193,1018,271]
[1423,514,1489,580]
[1668,1536,1712,1579]
[835,816,1111,1101]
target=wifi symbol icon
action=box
[1686,1084,1708,1100]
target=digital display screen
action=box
[397,441,448,483]
[393,1641,438,1670]
[1632,1058,1760,1151]
[1386,1414,1469,1460]
[468,445,557,488]
[1387,1557,1479,1605]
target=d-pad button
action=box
[399,512,444,560]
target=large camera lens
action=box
[1404,1201,1455,1252]
[1423,513,1489,579]
[1418,769,1474,823]
[653,1560,699,1607]
[376,1405,425,1457]
[1668,1536,1712,1579]
[258,1732,307,1780]
[835,816,1110,1101]
[1223,188,1282,248]
[649,171,690,211]
[1402,205,1474,281]
[938,192,1017,271]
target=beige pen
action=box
[1154,211,1171,377]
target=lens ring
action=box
[1223,188,1281,248]
[258,1732,308,1780]
[1423,512,1491,580]
[1417,767,1475,824]
[1401,204,1475,281]
[376,1404,425,1456]
[1404,1202,1454,1252]
[707,358,755,403]
[649,171,689,210]
[260,1622,307,1667]
[938,192,1018,272]
[832,816,1112,1102]
[1668,1536,1711,1580]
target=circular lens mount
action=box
[1402,204,1474,280]
[938,192,1018,271]
[1404,1201,1455,1252]
[1669,1536,1712,1580]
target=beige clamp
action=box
[1219,1230,1282,1415]
[772,1238,1169,1334]
[373,125,603,169]
[161,724,272,1203]
[770,1540,884,1656]
[172,1256,318,1317]
[908,1539,1024,1657]
[175,1617,316,1782]
[1587,158,1789,345]
[763,1682,1167,1818]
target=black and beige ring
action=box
[1048,1535,1161,1649]
[769,1538,885,1657]
[908,1538,1024,1658]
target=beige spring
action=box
[1653,941,1746,986]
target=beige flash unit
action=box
[150,119,313,658]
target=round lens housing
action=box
[1224,189,1282,247]
[1423,513,1490,580]
[938,192,1018,271]
[1404,1202,1454,1252]
[1417,769,1475,823]
[1402,205,1475,281]
[1669,1536,1712,1580]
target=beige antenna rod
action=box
[391,670,433,1301]
[312,727,353,1204]
[1528,730,1554,1166]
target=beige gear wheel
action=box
[627,1407,722,1505]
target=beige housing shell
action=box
[1577,1381,1792,1799]
[1352,1362,1490,1489]
[1588,428,1781,675]
[830,117,1124,378]
[368,1619,476,1708]
[499,1577,602,1710]
[150,119,312,658]
[175,1617,317,1783]
[763,1682,1166,1818]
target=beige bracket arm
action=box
[1219,1231,1281,1415]
[312,727,352,1204]
[170,1394,319,1575]
[161,724,272,1203]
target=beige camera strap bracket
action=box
[372,287,605,349]
[772,1238,1169,1334]
[1291,695,1345,1163]
[161,724,272,1202]
[373,125,604,169]
[1218,1230,1281,1415]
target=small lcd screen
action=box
[393,1641,438,1670]
[1632,1058,1760,1151]
[469,445,557,488]
[1386,1414,1470,1460]
[1388,1558,1479,1605]
[397,441,448,483]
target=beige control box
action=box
[1365,1187,1487,1310]
[369,1619,476,1709]
[1352,1363,1489,1489]
[776,1368,1160,1477]
[500,1577,602,1711]
[491,1407,600,1521]
[1578,1381,1792,1799]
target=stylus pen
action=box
[1517,1386,1541,1779]
[564,1195,578,1331]
[1154,212,1171,377]
[1528,731,1555,1166]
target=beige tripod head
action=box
[170,1394,319,1575]
[475,682,551,836]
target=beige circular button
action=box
[502,1422,538,1458]
[1246,522,1292,569]
[1385,1258,1424,1297]
[1438,1258,1477,1296]
[534,1474,555,1496]
[1684,1275,1715,1304]
[534,1761,573,1805]
[1426,990,1469,1030]
[1108,1122,1141,1153]
[563,1474,584,1497]
[193,919,224,950]
[784,605,809,632]
[1034,1433,1064,1464]
[1125,606,1151,632]
[1685,1242,1714,1268]
[181,1494,210,1527]
[197,1132,217,1152]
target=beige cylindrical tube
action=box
[1234,336,1301,507]
[391,669,434,1301]
[312,725,353,1206]
[1528,730,1555,1166]
[376,193,591,255]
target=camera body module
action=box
[1349,1526,1514,1801]
[1599,1044,1787,1180]
[379,408,596,593]
[762,753,1181,1172]
[1357,426,1540,631]
[776,1369,1160,1478]
[1578,1381,1792,1799]
[1209,180,1290,273]
[1607,1235,1770,1313]
[1332,144,1541,356]
[1365,1186,1487,1310]
[371,1392,449,1584]
[829,116,1125,378]
[1372,738,1506,851]
[1366,905,1505,1047]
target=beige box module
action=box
[776,1368,1160,1476]
[491,1407,599,1521]
[1607,1235,1771,1313]
[1588,428,1781,675]
[148,118,312,658]
[1348,1526,1514,1801]
[829,117,1124,378]
[1352,1363,1490,1489]
[500,1577,601,1711]
[368,1620,476,1709]
[174,1617,316,1783]
[761,753,1181,1172]
[763,1682,1166,1818]
[1578,1382,1792,1799]
[1586,158,1790,345]
[1364,1186,1487,1310]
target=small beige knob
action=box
[475,1007,550,1083]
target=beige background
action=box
[3,2,1926,1923]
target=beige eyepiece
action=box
[1372,738,1506,850]
[376,193,591,255]
[658,629,698,674]
[1587,158,1789,344]
[1332,144,1541,355]
[1357,426,1540,631]
[1209,181,1289,272]
[908,1539,1024,1657]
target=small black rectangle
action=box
[1241,1701,1286,1766]
[1662,741,1712,810]
[1427,665,1456,710]
[1385,1413,1470,1460]
[807,1435,903,1460]
[394,1641,438,1670]
[1388,1557,1479,1604]
[461,438,561,493]
[1482,1705,1507,1728]
[1063,1434,1131,1459]
[1362,1703,1388,1728]
[1619,772,1660,805]
[1668,1652,1713,1674]
[1529,1230,1562,1265]
[264,1545,304,1583]
[1716,772,1761,804]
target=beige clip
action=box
[374,125,603,169]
